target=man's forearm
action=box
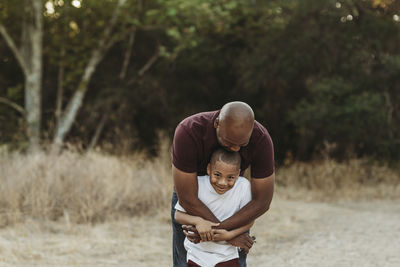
[218,199,269,230]
[219,174,274,230]
[228,221,254,239]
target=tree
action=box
[0,0,43,151]
[51,0,128,152]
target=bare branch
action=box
[87,111,109,152]
[53,0,128,150]
[384,91,394,139]
[0,24,29,76]
[126,48,159,85]
[138,49,159,76]
[0,97,26,116]
[55,52,65,121]
[119,26,137,80]
[82,0,127,82]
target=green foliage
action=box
[1,0,400,162]
[289,77,387,156]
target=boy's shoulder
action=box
[235,176,251,189]
[197,175,210,188]
[197,175,209,181]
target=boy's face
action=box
[207,160,240,194]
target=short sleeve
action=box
[172,124,198,173]
[239,178,252,209]
[175,201,186,213]
[251,134,275,178]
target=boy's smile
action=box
[207,160,240,194]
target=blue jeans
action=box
[171,190,247,267]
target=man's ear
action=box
[214,117,219,129]
[207,163,211,175]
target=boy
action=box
[174,148,253,267]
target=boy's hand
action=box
[195,218,220,241]
[212,229,232,242]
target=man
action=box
[171,101,275,267]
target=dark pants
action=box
[171,190,247,267]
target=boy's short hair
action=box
[210,148,241,169]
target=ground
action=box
[1,196,399,267]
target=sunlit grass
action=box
[277,158,400,200]
[1,138,399,227]
[0,141,173,227]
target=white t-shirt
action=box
[175,175,252,267]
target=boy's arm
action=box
[174,210,202,226]
[175,210,219,241]
[213,221,254,242]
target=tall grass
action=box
[0,142,173,227]
[1,141,400,227]
[277,158,400,200]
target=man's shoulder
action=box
[247,120,273,152]
[178,110,219,130]
[173,110,219,146]
[252,120,271,140]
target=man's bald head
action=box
[219,101,254,126]
[214,101,255,152]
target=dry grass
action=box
[1,141,400,227]
[0,142,173,227]
[276,158,400,200]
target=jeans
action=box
[171,190,247,267]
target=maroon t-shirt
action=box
[172,110,274,178]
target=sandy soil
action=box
[0,196,399,267]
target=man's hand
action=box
[226,232,254,254]
[182,225,201,243]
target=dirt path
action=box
[0,197,399,266]
[248,198,400,267]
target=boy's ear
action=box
[207,163,211,175]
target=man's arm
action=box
[173,166,219,223]
[218,173,275,231]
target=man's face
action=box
[207,161,240,194]
[215,119,252,152]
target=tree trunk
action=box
[26,0,43,151]
[25,73,41,150]
[52,0,127,153]
[0,0,43,152]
